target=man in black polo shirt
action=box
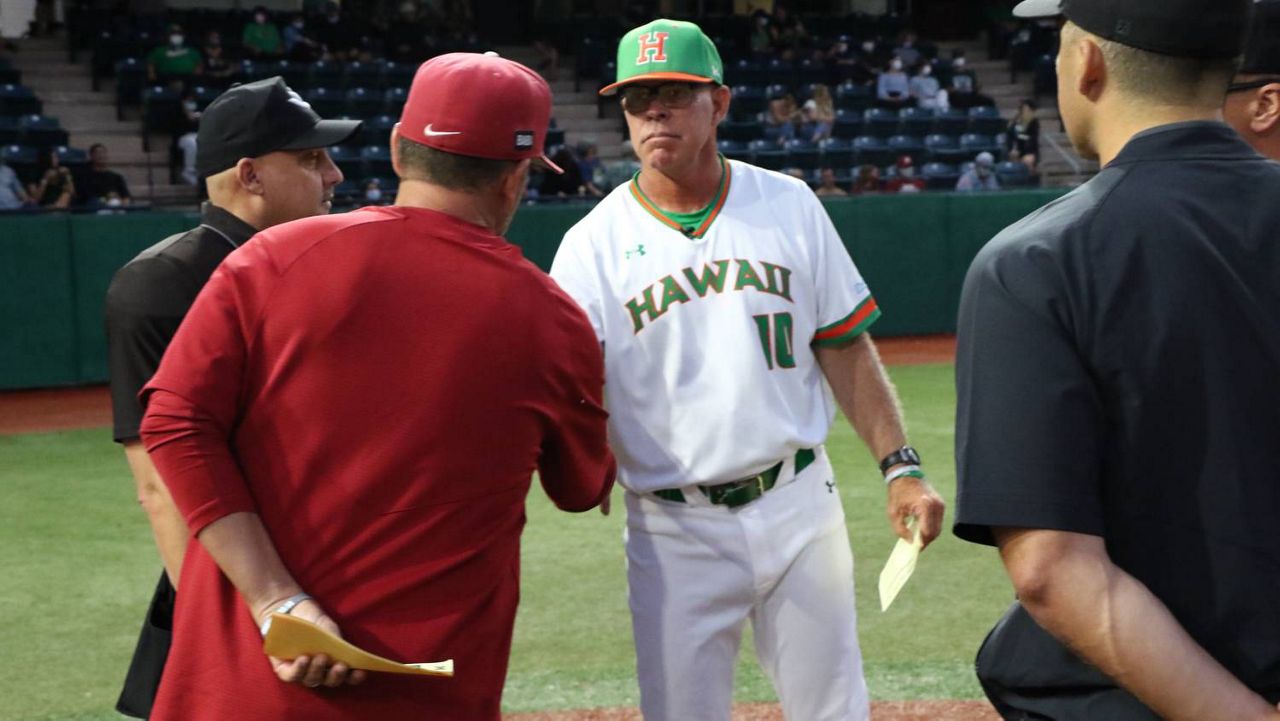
[103,76,358,719]
[76,143,132,208]
[953,0,1280,719]
[1224,0,1280,159]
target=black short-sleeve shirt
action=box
[104,204,257,443]
[954,122,1280,699]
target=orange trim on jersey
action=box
[600,72,718,96]
[814,297,880,343]
[628,160,732,239]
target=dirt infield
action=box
[507,699,998,720]
[0,335,957,436]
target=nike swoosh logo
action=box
[424,124,462,137]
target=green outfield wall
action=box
[0,188,1067,390]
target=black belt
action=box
[652,448,817,509]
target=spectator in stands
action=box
[1006,99,1040,172]
[851,164,881,194]
[242,6,283,59]
[534,38,559,82]
[750,11,773,59]
[769,4,808,61]
[946,52,994,109]
[0,155,32,210]
[814,167,848,197]
[910,62,949,111]
[764,94,800,145]
[316,2,359,62]
[282,14,322,63]
[201,32,237,86]
[175,90,201,185]
[802,84,836,142]
[147,24,202,86]
[832,39,879,86]
[539,145,588,199]
[77,143,131,207]
[603,143,640,191]
[576,142,605,197]
[885,155,926,193]
[956,151,1001,191]
[386,0,433,63]
[31,148,75,209]
[877,58,912,108]
[363,177,386,205]
[895,31,923,69]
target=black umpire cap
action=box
[1242,0,1280,74]
[1013,0,1254,59]
[195,76,362,178]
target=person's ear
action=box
[389,124,403,177]
[1076,35,1106,102]
[1252,83,1280,135]
[711,84,732,125]
[235,157,265,196]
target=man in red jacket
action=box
[139,53,615,721]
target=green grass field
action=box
[0,363,1013,720]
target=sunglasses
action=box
[1227,77,1280,94]
[621,82,705,114]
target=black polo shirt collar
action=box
[1108,120,1260,168]
[199,202,258,251]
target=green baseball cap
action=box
[599,19,724,96]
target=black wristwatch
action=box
[878,446,921,473]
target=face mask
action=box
[293,20,303,29]
[255,13,266,22]
[105,196,123,208]
[954,57,966,69]
[891,60,903,71]
[921,65,932,76]
[901,166,915,178]
[170,34,184,47]
[862,41,875,53]
[182,99,197,111]
[365,188,382,202]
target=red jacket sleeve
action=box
[535,292,615,512]
[139,251,261,534]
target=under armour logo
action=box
[635,31,669,65]
[825,481,835,494]
[625,244,647,259]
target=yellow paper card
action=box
[262,613,454,677]
[878,525,923,612]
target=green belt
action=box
[652,448,817,509]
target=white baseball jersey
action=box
[550,159,880,492]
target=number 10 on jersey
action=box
[754,312,796,370]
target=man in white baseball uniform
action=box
[549,19,947,721]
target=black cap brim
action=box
[279,119,363,151]
[1013,0,1063,18]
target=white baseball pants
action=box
[623,449,870,721]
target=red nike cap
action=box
[399,52,562,173]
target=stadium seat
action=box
[748,139,787,170]
[345,87,383,118]
[786,139,821,170]
[304,87,345,119]
[382,62,416,90]
[1,143,39,182]
[55,145,89,171]
[344,60,383,91]
[360,145,393,179]
[832,109,865,139]
[925,133,967,162]
[718,139,752,164]
[141,86,180,150]
[960,133,1000,155]
[262,59,309,90]
[764,83,790,101]
[834,82,873,112]
[818,137,854,169]
[327,145,363,179]
[191,85,220,111]
[763,58,794,88]
[0,116,19,145]
[114,58,146,117]
[309,60,343,89]
[899,107,935,136]
[19,115,68,148]
[968,106,1007,135]
[727,59,765,86]
[863,107,900,138]
[853,135,895,168]
[0,85,42,117]
[732,85,769,117]
[934,107,969,136]
[719,119,764,143]
[360,115,397,147]
[996,161,1036,188]
[1033,54,1058,98]
[922,162,961,190]
[545,127,566,148]
[887,135,926,166]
